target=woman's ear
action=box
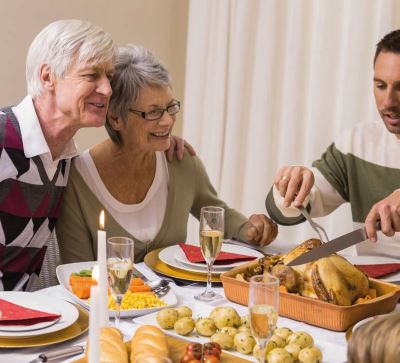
[108,113,123,130]
[39,64,55,91]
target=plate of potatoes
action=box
[133,302,331,363]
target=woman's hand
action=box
[274,166,315,208]
[365,190,400,242]
[244,214,278,247]
[166,135,196,161]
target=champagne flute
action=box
[106,236,134,328]
[248,274,280,363]
[195,206,224,301]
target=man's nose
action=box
[97,75,112,97]
[382,88,399,109]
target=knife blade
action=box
[286,228,367,266]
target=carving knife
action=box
[286,227,368,266]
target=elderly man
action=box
[266,29,400,258]
[0,19,117,291]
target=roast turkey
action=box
[247,239,369,306]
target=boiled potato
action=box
[177,305,192,318]
[195,318,217,337]
[219,326,238,336]
[237,325,252,334]
[284,344,301,361]
[211,307,241,328]
[267,348,294,363]
[156,308,178,329]
[209,307,224,321]
[233,331,256,354]
[174,317,195,336]
[286,331,314,349]
[298,347,323,363]
[241,314,251,328]
[253,341,277,361]
[274,327,293,340]
[211,332,234,349]
[270,334,286,348]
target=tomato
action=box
[202,355,220,363]
[186,342,202,352]
[181,354,200,363]
[185,343,202,359]
[203,342,221,354]
[204,347,221,358]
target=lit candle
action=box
[98,210,109,327]
[88,285,100,363]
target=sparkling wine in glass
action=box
[195,206,224,302]
[249,274,280,363]
[106,236,134,328]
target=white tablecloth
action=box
[0,260,354,363]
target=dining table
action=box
[1,240,399,363]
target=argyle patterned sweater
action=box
[0,107,70,291]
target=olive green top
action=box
[56,151,248,263]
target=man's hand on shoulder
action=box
[166,135,196,161]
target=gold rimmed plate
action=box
[144,248,221,283]
[0,303,88,348]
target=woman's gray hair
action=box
[105,45,171,145]
[26,19,117,98]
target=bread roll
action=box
[85,327,128,363]
[131,325,170,363]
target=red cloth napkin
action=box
[355,263,400,278]
[179,243,257,265]
[0,299,61,326]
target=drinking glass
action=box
[194,206,224,301]
[106,236,134,328]
[248,274,280,363]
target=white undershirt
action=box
[74,150,169,243]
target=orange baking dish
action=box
[220,259,400,331]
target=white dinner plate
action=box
[56,261,177,318]
[0,292,78,338]
[159,244,262,274]
[342,255,400,282]
[134,302,344,363]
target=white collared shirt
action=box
[12,96,78,180]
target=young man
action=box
[266,29,400,258]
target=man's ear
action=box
[39,64,55,91]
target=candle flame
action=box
[99,210,105,230]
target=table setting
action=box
[0,208,400,363]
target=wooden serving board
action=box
[75,335,251,362]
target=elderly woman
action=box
[56,46,278,263]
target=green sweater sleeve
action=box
[56,164,97,263]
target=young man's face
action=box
[374,51,400,138]
[52,59,114,130]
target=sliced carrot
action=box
[128,279,151,292]
[130,277,145,286]
[69,274,97,299]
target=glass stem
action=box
[258,341,267,363]
[114,295,123,328]
[205,260,213,295]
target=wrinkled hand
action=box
[274,166,315,208]
[166,135,196,161]
[365,190,400,242]
[244,214,278,247]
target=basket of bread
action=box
[80,325,170,363]
[221,239,400,331]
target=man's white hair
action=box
[26,19,117,98]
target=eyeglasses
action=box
[129,101,181,121]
